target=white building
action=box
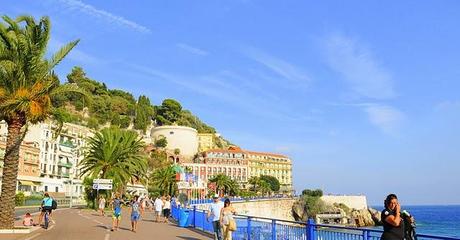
[151,125,199,157]
[0,121,93,199]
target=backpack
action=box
[52,199,57,210]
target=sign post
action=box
[93,179,113,207]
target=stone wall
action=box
[231,199,297,221]
[321,195,368,210]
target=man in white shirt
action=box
[154,196,164,222]
[207,194,224,240]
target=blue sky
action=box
[3,0,460,205]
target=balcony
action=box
[61,173,70,178]
[58,161,73,168]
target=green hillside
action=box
[52,67,231,147]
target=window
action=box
[55,186,58,192]
[44,186,48,192]
[169,131,174,135]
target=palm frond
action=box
[47,39,79,70]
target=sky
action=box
[2,0,460,205]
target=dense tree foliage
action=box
[260,175,281,192]
[154,99,182,125]
[134,95,153,132]
[301,189,323,197]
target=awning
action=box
[19,180,34,186]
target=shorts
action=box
[113,208,122,220]
[131,213,140,221]
[155,210,162,216]
[162,209,170,218]
[41,207,52,214]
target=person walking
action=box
[154,196,164,222]
[162,196,171,223]
[140,196,146,218]
[207,194,224,240]
[130,195,141,232]
[381,194,405,240]
[111,193,123,231]
[220,198,237,240]
[98,196,106,216]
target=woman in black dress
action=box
[381,194,405,240]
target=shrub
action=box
[15,192,26,206]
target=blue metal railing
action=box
[188,196,293,206]
[171,202,460,240]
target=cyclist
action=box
[38,192,54,226]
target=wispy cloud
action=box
[54,0,151,34]
[125,63,309,122]
[246,48,311,88]
[177,43,208,56]
[323,33,395,99]
[364,104,405,135]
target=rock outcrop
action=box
[368,207,382,225]
[292,199,382,227]
[350,209,375,227]
[292,200,308,222]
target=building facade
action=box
[246,151,293,193]
[0,141,41,195]
[0,120,93,199]
[197,133,214,152]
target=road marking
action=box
[23,233,41,240]
[104,233,110,240]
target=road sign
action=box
[93,179,113,184]
[92,183,112,190]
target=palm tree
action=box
[150,165,177,196]
[209,174,238,196]
[0,15,81,229]
[79,127,148,192]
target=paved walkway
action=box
[1,208,212,240]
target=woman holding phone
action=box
[381,194,405,240]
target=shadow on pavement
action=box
[176,237,202,240]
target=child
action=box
[23,213,34,227]
[130,195,140,232]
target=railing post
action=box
[247,217,252,240]
[271,219,277,240]
[306,218,316,240]
[193,206,197,228]
[362,230,370,240]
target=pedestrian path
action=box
[0,207,211,240]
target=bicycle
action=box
[39,207,51,229]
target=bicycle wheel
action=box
[44,212,49,229]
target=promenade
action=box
[1,208,211,240]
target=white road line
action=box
[104,233,110,240]
[23,233,41,240]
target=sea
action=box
[372,205,460,238]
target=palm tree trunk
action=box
[0,116,26,229]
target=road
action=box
[1,208,212,240]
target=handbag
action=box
[228,218,237,231]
